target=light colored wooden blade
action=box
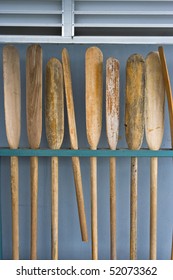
[145,52,165,151]
[45,57,64,150]
[62,48,78,149]
[26,44,42,149]
[125,53,145,150]
[158,46,173,148]
[106,57,120,150]
[3,45,21,149]
[86,46,103,150]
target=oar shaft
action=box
[51,156,58,260]
[110,157,116,260]
[150,157,158,260]
[130,157,138,260]
[90,156,98,260]
[30,156,38,260]
[71,157,88,242]
[11,156,19,260]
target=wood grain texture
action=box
[11,156,19,260]
[86,46,103,150]
[46,58,64,150]
[145,52,165,151]
[106,57,119,260]
[150,157,158,260]
[45,57,64,259]
[90,156,98,260]
[26,44,42,260]
[130,157,137,260]
[3,45,21,149]
[158,46,173,148]
[125,54,145,150]
[125,54,145,260]
[106,57,120,150]
[26,44,42,149]
[3,45,21,260]
[30,156,38,260]
[62,48,78,149]
[145,52,165,260]
[110,156,116,260]
[62,48,88,242]
[51,156,58,260]
[86,46,103,260]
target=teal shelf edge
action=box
[0,148,172,157]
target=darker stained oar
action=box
[26,44,42,260]
[45,57,64,260]
[125,53,145,260]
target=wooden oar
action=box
[106,57,120,260]
[62,48,88,242]
[26,44,42,260]
[125,54,145,260]
[3,45,21,260]
[158,46,173,148]
[45,58,64,260]
[86,46,103,260]
[145,51,165,260]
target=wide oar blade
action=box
[26,44,42,149]
[106,57,120,150]
[125,54,145,150]
[86,46,103,150]
[145,52,165,151]
[3,45,21,149]
[45,57,64,149]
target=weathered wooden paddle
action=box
[86,46,103,260]
[45,57,64,260]
[26,44,42,260]
[125,54,145,260]
[62,48,88,242]
[158,46,173,148]
[106,57,120,260]
[3,45,21,260]
[145,51,165,260]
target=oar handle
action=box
[150,157,158,260]
[51,156,58,260]
[110,157,116,260]
[71,157,88,242]
[30,156,38,260]
[11,156,19,260]
[130,157,138,260]
[90,156,98,260]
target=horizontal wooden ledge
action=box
[0,148,172,157]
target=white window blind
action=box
[73,0,173,37]
[0,0,173,43]
[0,0,62,36]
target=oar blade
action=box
[145,52,165,150]
[125,54,145,150]
[3,45,21,149]
[86,46,103,150]
[45,58,64,150]
[106,57,120,150]
[26,44,42,149]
